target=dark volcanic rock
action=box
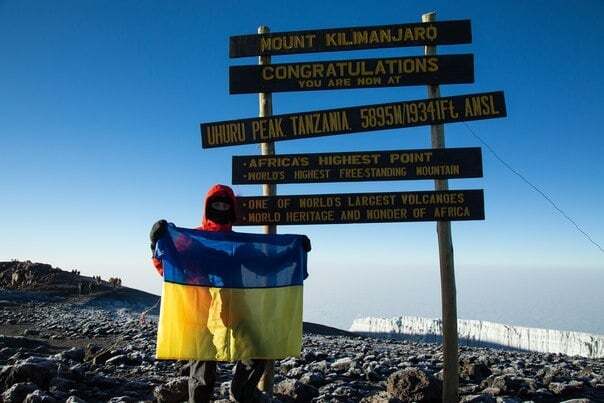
[459,395,496,403]
[274,379,320,402]
[488,374,532,394]
[461,361,492,382]
[2,382,38,403]
[54,347,85,363]
[23,389,58,403]
[386,368,442,402]
[153,376,189,403]
[360,391,403,402]
[299,371,325,387]
[2,356,58,389]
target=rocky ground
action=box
[0,261,602,402]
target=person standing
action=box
[150,184,272,402]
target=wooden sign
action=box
[229,54,474,94]
[230,20,472,57]
[235,189,484,226]
[202,91,505,148]
[232,147,482,184]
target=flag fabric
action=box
[154,224,308,361]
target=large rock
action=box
[489,375,531,395]
[462,361,492,382]
[2,357,58,389]
[49,376,77,392]
[274,379,319,402]
[23,389,59,403]
[54,347,85,363]
[153,377,189,403]
[386,368,442,402]
[360,391,403,402]
[107,397,138,403]
[91,349,116,365]
[331,357,354,371]
[1,382,37,403]
[459,395,496,403]
[299,371,325,387]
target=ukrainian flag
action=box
[154,225,308,361]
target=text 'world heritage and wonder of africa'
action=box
[235,190,485,226]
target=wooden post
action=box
[257,25,276,397]
[422,11,459,403]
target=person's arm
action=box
[150,220,168,277]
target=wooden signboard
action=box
[235,189,484,226]
[229,54,474,94]
[202,91,505,148]
[229,20,472,57]
[232,147,482,184]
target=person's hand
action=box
[301,235,311,252]
[150,220,168,252]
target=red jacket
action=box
[152,184,236,276]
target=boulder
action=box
[23,389,59,403]
[2,356,58,389]
[49,376,77,392]
[299,371,325,387]
[360,391,403,402]
[549,380,585,397]
[274,379,319,402]
[105,354,136,366]
[91,349,115,365]
[386,368,442,402]
[489,375,531,395]
[1,382,37,403]
[153,377,189,403]
[459,395,496,403]
[462,361,492,382]
[55,348,85,363]
[331,357,354,371]
[107,397,138,403]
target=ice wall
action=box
[350,316,604,358]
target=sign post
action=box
[423,11,459,402]
[205,17,505,401]
[256,25,276,397]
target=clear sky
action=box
[1,1,603,330]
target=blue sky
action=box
[1,1,603,329]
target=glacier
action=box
[349,316,604,359]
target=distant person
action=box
[150,184,310,403]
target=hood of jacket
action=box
[201,184,237,232]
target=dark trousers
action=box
[188,360,267,403]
